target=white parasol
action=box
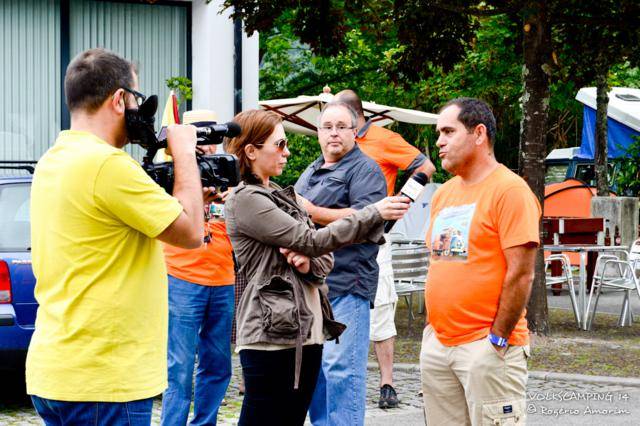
[259,86,438,136]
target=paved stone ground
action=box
[2,360,639,425]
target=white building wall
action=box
[191,0,259,123]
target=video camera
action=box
[126,95,241,194]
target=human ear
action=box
[475,124,487,145]
[111,89,126,114]
[244,144,256,161]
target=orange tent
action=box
[544,179,614,265]
[544,178,597,218]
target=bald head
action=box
[335,89,364,120]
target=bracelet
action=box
[488,333,508,348]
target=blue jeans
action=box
[31,395,153,425]
[160,275,234,426]
[309,293,370,426]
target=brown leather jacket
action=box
[225,182,384,387]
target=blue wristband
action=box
[488,333,508,348]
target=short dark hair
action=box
[64,48,136,113]
[334,89,364,119]
[441,97,497,146]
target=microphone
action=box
[157,121,241,147]
[383,172,429,233]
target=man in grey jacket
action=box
[296,101,387,426]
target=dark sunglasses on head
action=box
[121,86,147,106]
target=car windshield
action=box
[0,183,31,251]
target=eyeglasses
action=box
[255,138,288,151]
[318,124,355,133]
[121,86,147,106]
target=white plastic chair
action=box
[544,254,580,326]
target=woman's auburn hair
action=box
[224,109,282,184]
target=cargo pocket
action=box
[258,276,299,337]
[482,400,525,426]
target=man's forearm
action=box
[491,271,534,339]
[412,158,436,180]
[172,152,204,230]
[307,203,356,226]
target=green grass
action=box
[372,301,640,378]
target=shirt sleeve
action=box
[496,184,541,250]
[404,153,427,175]
[383,133,422,170]
[348,162,387,209]
[93,154,183,238]
[230,190,383,258]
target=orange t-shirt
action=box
[425,164,541,347]
[164,221,235,286]
[357,124,421,195]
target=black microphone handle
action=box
[383,219,396,233]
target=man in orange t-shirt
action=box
[421,98,540,425]
[335,90,435,409]
[160,116,236,426]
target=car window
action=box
[575,163,617,187]
[545,164,568,185]
[575,164,596,185]
[0,183,31,251]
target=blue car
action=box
[0,162,37,372]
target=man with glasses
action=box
[27,48,203,424]
[295,101,386,426]
[334,89,436,409]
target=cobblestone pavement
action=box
[2,360,639,425]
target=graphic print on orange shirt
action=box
[430,203,475,261]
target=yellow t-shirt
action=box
[425,164,541,347]
[26,130,183,402]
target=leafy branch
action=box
[165,77,193,105]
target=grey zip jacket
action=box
[225,181,385,388]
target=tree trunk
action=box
[595,69,609,196]
[519,1,550,335]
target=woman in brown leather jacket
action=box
[224,109,409,425]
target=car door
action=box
[0,180,37,328]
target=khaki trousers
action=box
[420,325,529,425]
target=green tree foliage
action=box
[260,13,582,187]
[614,137,640,197]
[165,76,193,105]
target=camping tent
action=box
[389,183,440,241]
[575,87,640,159]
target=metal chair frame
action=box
[586,258,640,330]
[544,253,580,326]
[390,239,429,327]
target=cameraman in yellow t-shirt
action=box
[27,48,203,423]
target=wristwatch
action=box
[488,333,508,348]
